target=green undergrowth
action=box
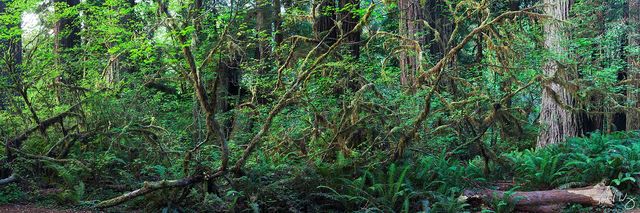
[4,131,640,212]
[206,131,640,212]
[100,131,637,212]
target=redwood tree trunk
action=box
[54,0,81,83]
[339,0,360,58]
[537,0,578,147]
[273,0,283,44]
[314,0,337,44]
[627,0,640,130]
[398,0,421,87]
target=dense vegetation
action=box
[0,0,639,212]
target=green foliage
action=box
[0,183,25,205]
[0,0,639,212]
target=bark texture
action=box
[0,0,24,180]
[314,0,337,44]
[339,0,360,58]
[537,0,578,147]
[398,0,422,87]
[462,183,615,213]
[0,0,22,109]
[54,0,81,83]
[627,0,640,130]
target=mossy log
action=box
[95,175,204,208]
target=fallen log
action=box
[0,173,17,186]
[95,169,228,208]
[461,183,615,213]
[95,175,204,208]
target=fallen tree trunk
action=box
[95,175,204,208]
[96,169,228,208]
[0,173,17,186]
[461,183,615,212]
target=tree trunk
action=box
[537,0,578,147]
[0,0,22,110]
[339,0,360,58]
[314,0,337,44]
[216,58,242,138]
[423,0,452,58]
[627,0,640,130]
[398,0,422,87]
[273,0,283,44]
[105,0,136,84]
[0,0,23,180]
[255,0,272,73]
[462,183,615,213]
[54,0,81,83]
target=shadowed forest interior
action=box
[1,0,640,212]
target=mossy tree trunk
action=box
[537,0,579,147]
[398,0,421,87]
[0,0,23,180]
[627,0,640,130]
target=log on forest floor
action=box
[0,174,17,186]
[460,183,616,213]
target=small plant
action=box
[0,183,25,205]
[487,188,522,213]
[509,149,565,189]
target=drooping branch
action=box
[4,145,90,170]
[416,7,546,86]
[157,0,230,172]
[6,102,82,164]
[9,103,78,144]
[231,3,376,174]
[97,3,376,208]
[392,7,546,161]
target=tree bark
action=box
[537,0,578,147]
[0,173,17,186]
[339,0,360,58]
[423,0,452,58]
[273,0,284,44]
[314,0,337,44]
[255,0,272,72]
[398,0,421,87]
[462,183,615,213]
[627,0,640,130]
[0,0,23,180]
[0,0,22,110]
[54,0,81,83]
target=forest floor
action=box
[0,205,94,213]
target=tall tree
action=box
[537,0,578,146]
[273,0,283,44]
[0,0,23,180]
[105,0,137,84]
[314,0,337,44]
[54,0,81,83]
[398,0,422,87]
[339,0,360,58]
[627,0,640,129]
